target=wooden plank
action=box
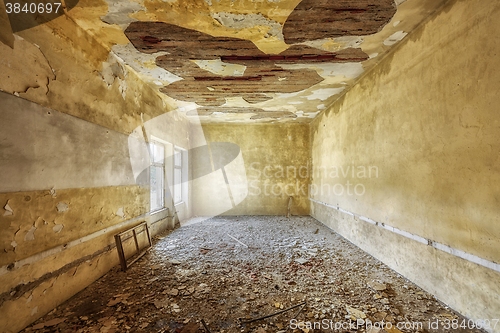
[132,229,140,252]
[114,222,152,271]
[114,234,127,271]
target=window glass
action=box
[154,143,164,163]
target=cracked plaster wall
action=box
[0,15,177,135]
[0,95,152,333]
[1,0,498,330]
[310,0,500,329]
[0,11,191,332]
[198,123,310,216]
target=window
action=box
[173,147,183,204]
[149,141,165,212]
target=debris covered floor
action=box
[22,216,485,333]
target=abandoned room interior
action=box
[0,0,499,332]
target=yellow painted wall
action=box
[310,0,500,327]
[198,124,310,216]
[0,10,190,332]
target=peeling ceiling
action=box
[4,0,450,123]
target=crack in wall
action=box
[0,244,115,307]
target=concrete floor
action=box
[21,217,486,333]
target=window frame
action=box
[173,146,184,205]
[149,140,166,213]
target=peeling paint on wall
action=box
[100,0,143,28]
[3,201,13,216]
[191,59,247,77]
[100,53,129,99]
[0,92,141,192]
[52,225,64,233]
[211,12,284,41]
[56,202,69,213]
[0,36,55,95]
[277,62,365,81]
[303,36,364,53]
[306,88,345,101]
[111,44,182,85]
[116,207,125,218]
[24,225,37,241]
[10,241,17,251]
[383,31,408,46]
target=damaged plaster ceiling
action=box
[68,0,447,123]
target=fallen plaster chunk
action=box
[25,226,37,241]
[295,257,309,264]
[53,224,64,233]
[368,280,387,291]
[56,202,69,213]
[346,305,367,319]
[32,318,65,330]
[3,202,13,216]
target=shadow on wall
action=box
[127,109,249,220]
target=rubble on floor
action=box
[22,216,486,333]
